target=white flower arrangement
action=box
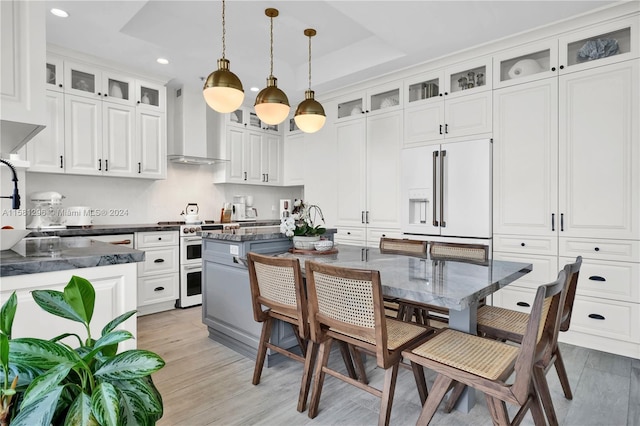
[280,199,325,237]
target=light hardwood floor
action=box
[138,306,640,426]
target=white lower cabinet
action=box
[135,231,179,316]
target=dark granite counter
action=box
[0,237,145,277]
[202,226,336,242]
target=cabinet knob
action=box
[551,67,556,71]
[594,247,600,252]
[444,92,448,96]
[58,84,63,88]
[439,93,443,97]
[104,93,108,97]
[559,65,565,70]
[137,101,141,104]
[347,232,351,235]
[521,242,525,247]
[154,286,165,292]
[98,92,102,96]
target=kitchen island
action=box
[1,237,144,350]
[201,227,335,364]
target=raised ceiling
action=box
[45,0,616,104]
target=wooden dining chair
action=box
[304,260,435,426]
[476,256,582,425]
[402,268,568,425]
[397,241,490,327]
[247,252,365,412]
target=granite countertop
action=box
[202,227,336,242]
[1,237,145,277]
[278,245,532,311]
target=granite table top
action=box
[202,227,336,242]
[1,237,145,277]
[278,245,532,311]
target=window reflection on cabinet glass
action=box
[46,63,56,85]
[71,70,95,92]
[140,86,159,106]
[567,27,629,66]
[108,78,129,100]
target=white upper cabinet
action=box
[136,80,165,112]
[335,81,402,122]
[45,54,65,92]
[493,39,559,89]
[26,90,65,173]
[403,58,492,145]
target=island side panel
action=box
[1,263,138,351]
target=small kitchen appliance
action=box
[181,203,201,224]
[27,191,66,230]
[231,195,246,221]
[245,195,258,219]
[279,199,291,219]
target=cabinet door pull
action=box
[153,258,165,263]
[588,313,605,320]
[440,150,446,227]
[105,159,109,171]
[439,124,443,135]
[365,211,369,224]
[560,213,564,231]
[361,211,365,224]
[551,213,555,231]
[60,155,64,169]
[432,150,439,226]
[109,240,131,245]
[361,248,365,261]
[589,275,606,282]
[138,162,141,173]
[444,124,448,134]
[153,287,165,292]
[244,171,247,181]
[516,301,530,307]
[98,158,102,171]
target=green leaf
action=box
[91,382,119,426]
[10,338,78,370]
[82,330,133,362]
[20,362,73,408]
[94,350,165,380]
[50,332,84,347]
[114,377,163,419]
[0,332,8,368]
[31,290,86,325]
[0,291,17,337]
[101,310,136,336]
[0,363,43,391]
[63,276,96,324]
[10,385,63,426]
[64,392,99,426]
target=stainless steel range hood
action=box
[0,120,45,155]
[167,82,228,165]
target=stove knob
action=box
[195,226,202,232]
[183,228,190,234]
[189,227,196,233]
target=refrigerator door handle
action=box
[440,149,446,227]
[432,150,439,226]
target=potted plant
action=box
[0,275,165,426]
[280,199,326,249]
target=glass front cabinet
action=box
[336,81,402,121]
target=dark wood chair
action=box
[304,260,435,426]
[397,241,490,327]
[476,256,583,425]
[402,267,569,425]
[247,252,366,412]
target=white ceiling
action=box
[45,0,616,104]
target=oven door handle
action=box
[183,237,202,242]
[183,265,202,271]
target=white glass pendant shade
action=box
[254,76,290,125]
[294,90,326,133]
[203,59,244,113]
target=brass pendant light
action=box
[294,28,326,133]
[254,8,290,125]
[203,0,244,113]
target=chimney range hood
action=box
[167,83,228,165]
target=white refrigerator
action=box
[401,138,492,241]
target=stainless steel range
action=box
[158,221,222,308]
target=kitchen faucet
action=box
[0,159,21,209]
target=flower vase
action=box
[293,235,320,250]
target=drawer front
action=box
[138,246,179,275]
[560,238,640,262]
[494,235,557,255]
[138,273,178,306]
[560,256,639,303]
[493,253,558,290]
[334,227,366,245]
[569,295,640,343]
[492,286,536,314]
[366,228,403,248]
[136,231,179,248]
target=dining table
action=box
[279,244,533,412]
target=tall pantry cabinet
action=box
[492,16,640,358]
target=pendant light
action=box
[203,0,244,113]
[294,28,326,133]
[254,8,290,125]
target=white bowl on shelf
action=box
[314,240,334,252]
[1,229,30,250]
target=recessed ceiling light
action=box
[156,58,169,65]
[50,8,69,18]
[250,87,259,92]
